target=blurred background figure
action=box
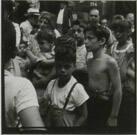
[125,13,135,45]
[111,20,135,132]
[26,0,40,9]
[126,13,134,32]
[20,8,40,42]
[111,14,125,24]
[101,18,108,28]
[88,8,100,26]
[56,1,72,34]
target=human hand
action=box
[107,116,118,127]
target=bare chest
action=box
[88,60,107,78]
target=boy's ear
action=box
[99,37,106,46]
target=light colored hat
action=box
[25,8,40,16]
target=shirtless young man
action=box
[84,25,122,130]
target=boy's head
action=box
[55,35,76,80]
[2,20,16,65]
[18,41,28,58]
[36,27,55,52]
[101,18,108,27]
[111,20,132,43]
[72,21,85,46]
[84,25,109,52]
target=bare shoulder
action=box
[104,54,118,69]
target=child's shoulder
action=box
[104,54,118,69]
[71,76,86,90]
[104,54,116,62]
[47,78,57,87]
[49,78,56,84]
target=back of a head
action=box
[36,26,55,43]
[112,14,125,23]
[55,35,76,63]
[2,20,16,65]
[85,25,110,46]
[111,20,132,34]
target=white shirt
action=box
[86,52,93,61]
[44,76,89,111]
[76,44,87,69]
[56,8,65,25]
[5,70,39,127]
[20,20,33,42]
[12,22,21,47]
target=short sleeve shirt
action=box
[44,76,89,111]
[4,70,39,127]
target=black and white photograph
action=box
[2,0,136,134]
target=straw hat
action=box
[25,8,40,16]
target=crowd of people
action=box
[3,0,135,133]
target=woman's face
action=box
[56,61,75,81]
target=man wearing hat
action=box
[20,8,40,42]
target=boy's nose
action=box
[74,31,78,36]
[60,67,66,73]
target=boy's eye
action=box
[56,64,72,69]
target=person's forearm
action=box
[26,50,38,63]
[42,59,55,65]
[110,89,122,117]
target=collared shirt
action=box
[57,8,65,25]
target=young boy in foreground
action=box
[84,25,122,130]
[44,35,89,127]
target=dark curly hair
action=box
[85,25,110,46]
[110,20,132,35]
[55,35,76,63]
[36,27,55,44]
